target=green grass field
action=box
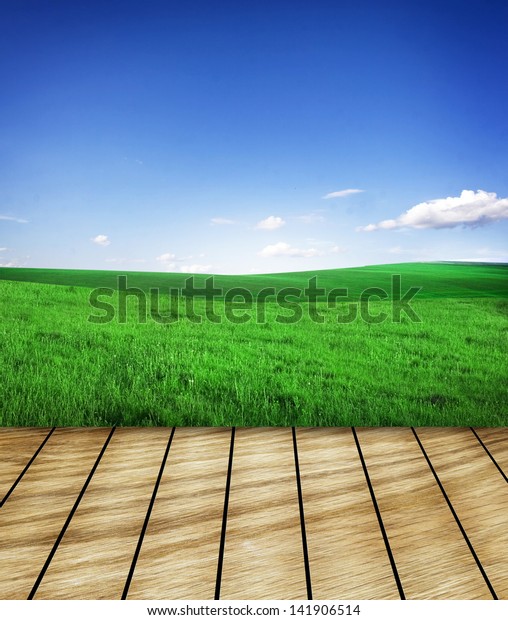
[1,262,507,427]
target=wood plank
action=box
[0,428,111,600]
[219,427,307,600]
[126,427,231,600]
[414,427,508,599]
[2,427,507,600]
[356,427,493,599]
[0,427,53,504]
[33,428,172,600]
[296,428,399,599]
[472,428,508,479]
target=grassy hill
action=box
[1,261,507,299]
[0,262,507,427]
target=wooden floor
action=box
[0,427,507,600]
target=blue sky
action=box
[1,0,508,274]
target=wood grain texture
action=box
[0,428,110,599]
[33,428,172,600]
[1,427,508,601]
[473,428,508,479]
[416,427,508,599]
[0,427,52,503]
[296,427,399,599]
[356,427,493,599]
[127,427,231,600]
[219,428,307,600]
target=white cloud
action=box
[330,245,346,254]
[91,234,110,246]
[358,190,508,232]
[256,216,286,230]
[155,252,178,271]
[0,247,7,252]
[157,252,211,272]
[322,189,364,199]
[258,242,320,258]
[0,254,29,267]
[210,217,236,225]
[156,252,177,263]
[180,264,212,273]
[295,213,325,224]
[0,214,29,223]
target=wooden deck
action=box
[0,427,507,600]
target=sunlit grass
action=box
[1,265,507,426]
